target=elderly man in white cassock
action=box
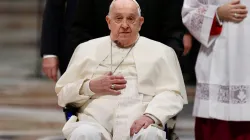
[55,0,187,139]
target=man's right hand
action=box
[42,57,59,82]
[89,72,127,96]
[217,0,248,23]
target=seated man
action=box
[55,0,188,139]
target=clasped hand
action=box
[217,0,248,23]
[89,72,127,95]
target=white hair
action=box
[108,0,141,16]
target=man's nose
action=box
[121,20,129,29]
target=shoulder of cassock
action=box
[61,36,188,104]
[137,36,188,104]
[139,36,179,59]
[138,37,183,68]
[68,36,109,63]
[55,37,108,91]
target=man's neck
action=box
[114,40,134,48]
[111,35,139,48]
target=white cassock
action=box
[55,36,187,140]
[182,0,250,121]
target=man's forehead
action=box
[110,11,139,19]
[110,0,141,14]
[112,11,137,17]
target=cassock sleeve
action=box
[182,0,220,47]
[55,45,94,107]
[210,15,223,36]
[144,47,187,128]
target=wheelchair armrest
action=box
[63,104,80,121]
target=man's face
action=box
[106,0,144,46]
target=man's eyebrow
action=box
[128,13,137,17]
[111,12,138,17]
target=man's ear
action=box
[106,16,112,30]
[138,17,144,31]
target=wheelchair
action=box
[63,105,179,140]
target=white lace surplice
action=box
[182,0,250,121]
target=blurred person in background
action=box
[41,0,78,81]
[40,0,79,125]
[182,0,250,139]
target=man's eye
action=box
[114,17,123,23]
[128,17,134,20]
[127,17,135,23]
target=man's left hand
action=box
[42,57,59,82]
[130,115,154,136]
[183,33,193,56]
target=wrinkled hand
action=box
[182,33,193,56]
[42,57,59,82]
[130,115,154,136]
[89,72,127,96]
[217,0,248,23]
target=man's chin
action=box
[117,36,129,42]
[118,33,132,38]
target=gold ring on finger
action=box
[111,84,115,89]
[234,13,238,18]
